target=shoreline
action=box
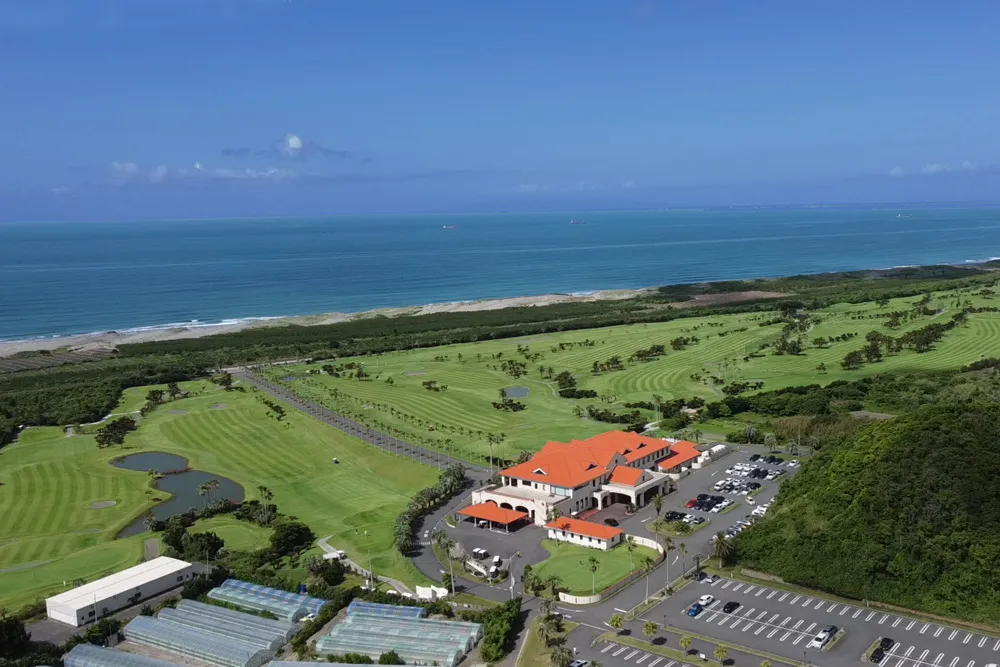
[0,288,653,357]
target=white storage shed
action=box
[46,557,194,626]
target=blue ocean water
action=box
[2,208,1000,341]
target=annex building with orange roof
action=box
[470,431,702,527]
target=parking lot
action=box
[654,577,1000,667]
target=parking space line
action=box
[918,649,929,663]
[840,606,850,616]
[614,647,628,656]
[933,652,944,666]
[745,585,756,594]
[966,661,975,667]
[624,650,639,660]
[790,595,801,604]
[721,581,732,589]
[755,624,768,635]
[637,653,650,663]
[780,632,791,641]
[892,618,903,628]
[711,579,722,587]
[854,609,864,618]
[779,593,789,601]
[661,660,673,667]
[880,614,890,624]
[935,628,944,637]
[948,657,959,667]
[767,591,777,599]
[793,634,806,645]
[742,621,756,632]
[949,631,958,640]
[648,659,662,667]
[732,583,744,592]
[803,597,814,607]
[904,645,915,657]
[993,639,1000,650]
[826,602,838,612]
[964,634,973,644]
[804,622,817,634]
[768,627,780,638]
[756,611,769,620]
[867,612,878,621]
[756,588,767,597]
[705,613,718,622]
[921,624,930,634]
[979,637,988,647]
[907,620,916,630]
[601,644,613,653]
[814,599,826,610]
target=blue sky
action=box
[3,0,1000,220]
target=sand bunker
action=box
[209,403,228,410]
[91,500,117,509]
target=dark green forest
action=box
[736,401,1000,625]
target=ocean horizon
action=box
[3,208,1000,342]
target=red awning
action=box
[458,503,529,525]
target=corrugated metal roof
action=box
[47,557,191,608]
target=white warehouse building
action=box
[46,557,194,627]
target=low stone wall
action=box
[558,533,665,605]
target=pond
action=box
[505,386,530,398]
[113,452,245,538]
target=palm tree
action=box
[662,536,674,588]
[198,483,209,508]
[643,620,658,640]
[587,555,600,595]
[625,535,636,570]
[742,425,758,444]
[432,530,457,596]
[714,645,729,664]
[763,432,777,452]
[209,479,220,504]
[536,614,559,647]
[142,511,157,532]
[680,636,693,653]
[608,613,624,634]
[550,645,573,667]
[642,556,654,602]
[539,596,553,618]
[653,493,663,516]
[678,543,689,578]
[712,532,735,568]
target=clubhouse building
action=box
[468,431,701,527]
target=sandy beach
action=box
[0,288,651,357]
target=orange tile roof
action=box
[657,439,702,471]
[458,503,530,525]
[545,517,624,541]
[607,466,645,487]
[500,431,677,488]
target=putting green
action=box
[265,288,1000,459]
[531,539,658,596]
[0,380,438,611]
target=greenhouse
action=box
[64,644,177,667]
[220,579,327,616]
[158,608,286,651]
[123,615,275,667]
[339,615,481,653]
[315,632,463,667]
[207,586,308,622]
[176,599,298,640]
[346,600,425,619]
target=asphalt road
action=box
[653,577,1000,667]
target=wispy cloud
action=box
[920,161,978,175]
[888,167,904,177]
[222,133,354,161]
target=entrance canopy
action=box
[458,503,529,525]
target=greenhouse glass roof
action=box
[124,615,274,667]
[175,599,297,639]
[346,600,425,619]
[347,612,482,640]
[340,616,478,652]
[64,644,177,667]
[158,608,286,651]
[207,587,307,622]
[220,579,327,616]
[315,634,462,667]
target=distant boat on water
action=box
[442,225,457,229]
[569,219,586,225]
[896,214,911,219]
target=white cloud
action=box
[50,186,69,195]
[621,180,636,188]
[149,164,169,183]
[919,161,979,175]
[888,167,904,178]
[212,166,296,181]
[111,161,138,174]
[921,163,945,175]
[961,160,978,172]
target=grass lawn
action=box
[191,516,273,552]
[262,288,1000,462]
[0,380,438,611]
[532,540,657,596]
[517,618,579,667]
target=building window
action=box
[177,575,184,582]
[88,611,95,617]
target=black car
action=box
[749,454,760,462]
[665,511,686,521]
[870,648,885,663]
[604,518,619,527]
[748,482,761,489]
[879,638,894,650]
[712,495,725,503]
[723,601,740,613]
[697,493,709,501]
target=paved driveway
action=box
[653,577,1000,667]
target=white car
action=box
[807,625,838,649]
[746,496,755,505]
[698,594,715,606]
